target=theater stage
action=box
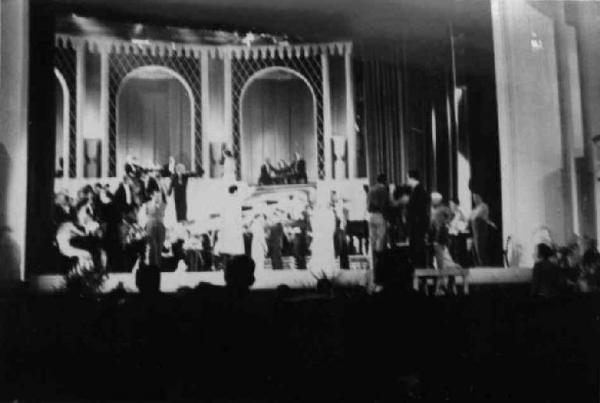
[30,267,533,293]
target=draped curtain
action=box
[118,77,192,172]
[360,52,405,186]
[241,77,316,184]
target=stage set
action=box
[45,23,378,292]
[24,4,533,294]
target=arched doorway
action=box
[54,69,69,178]
[240,67,316,184]
[116,66,194,175]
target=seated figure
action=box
[292,152,307,184]
[258,158,274,186]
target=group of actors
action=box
[53,149,497,287]
[53,155,203,275]
[215,186,356,280]
[258,152,308,186]
[366,170,497,285]
[53,151,350,280]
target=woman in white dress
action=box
[309,201,338,281]
[214,185,245,267]
[250,211,267,273]
[222,147,237,183]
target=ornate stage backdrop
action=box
[53,34,358,183]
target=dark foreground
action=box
[0,283,598,402]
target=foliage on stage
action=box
[64,262,108,296]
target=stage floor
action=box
[30,267,533,293]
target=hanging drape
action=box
[360,52,405,186]
[118,77,192,171]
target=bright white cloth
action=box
[448,208,468,235]
[223,156,236,183]
[214,193,244,256]
[163,180,177,228]
[250,217,267,272]
[310,207,338,280]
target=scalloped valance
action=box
[55,34,352,59]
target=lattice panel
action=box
[232,55,324,179]
[54,45,77,178]
[108,50,202,176]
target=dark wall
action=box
[454,0,503,264]
[27,1,58,274]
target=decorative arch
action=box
[54,68,70,179]
[232,54,324,179]
[53,43,77,178]
[115,65,195,176]
[239,66,317,107]
[108,51,202,176]
[239,67,318,183]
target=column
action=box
[75,38,86,178]
[100,45,109,178]
[223,52,234,178]
[491,0,517,262]
[491,0,566,265]
[344,44,356,179]
[223,52,233,147]
[332,136,347,180]
[322,51,333,180]
[54,69,70,180]
[571,3,600,240]
[201,51,210,176]
[0,0,29,282]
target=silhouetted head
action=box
[395,185,412,204]
[228,185,238,195]
[316,278,333,294]
[224,255,256,291]
[536,243,555,261]
[376,173,387,185]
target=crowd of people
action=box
[53,155,203,277]
[53,151,504,294]
[52,150,351,283]
[531,237,600,297]
[366,170,497,290]
[217,186,354,280]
